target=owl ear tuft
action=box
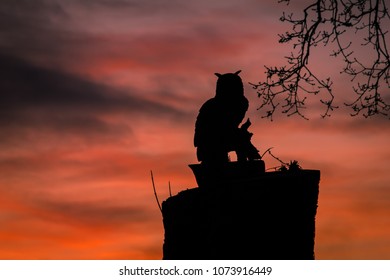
[234,70,242,75]
[214,73,222,77]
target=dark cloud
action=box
[0,0,67,52]
[0,54,189,140]
[34,199,153,227]
[0,0,271,68]
[73,0,188,14]
[0,0,67,25]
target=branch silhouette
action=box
[251,0,390,119]
[150,170,162,213]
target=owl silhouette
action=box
[194,71,260,163]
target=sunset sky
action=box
[0,0,389,259]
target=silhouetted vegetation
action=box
[252,0,389,119]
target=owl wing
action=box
[194,98,218,148]
[234,96,249,127]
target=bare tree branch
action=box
[251,0,390,119]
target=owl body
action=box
[194,71,249,163]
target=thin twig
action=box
[261,147,274,158]
[168,181,172,197]
[150,170,162,213]
[266,166,282,171]
[268,149,288,166]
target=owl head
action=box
[214,70,244,99]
